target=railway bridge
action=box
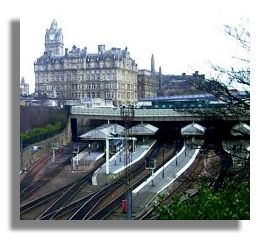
[69,106,249,142]
[70,106,249,122]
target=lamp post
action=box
[151,168,155,186]
[151,159,156,186]
[51,143,59,161]
[120,105,134,220]
[105,137,110,174]
[72,145,79,171]
[162,147,165,178]
[176,150,178,166]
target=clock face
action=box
[49,33,55,41]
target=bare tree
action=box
[188,19,250,116]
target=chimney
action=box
[98,45,105,54]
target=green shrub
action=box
[20,120,66,148]
[155,180,249,220]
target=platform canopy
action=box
[79,123,124,140]
[128,123,159,136]
[231,123,250,136]
[181,122,206,136]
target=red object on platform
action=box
[122,199,127,214]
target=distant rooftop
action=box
[79,123,124,140]
[231,123,250,136]
[128,123,158,136]
[181,122,206,136]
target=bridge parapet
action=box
[71,106,249,122]
[71,106,192,117]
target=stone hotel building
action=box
[34,20,138,105]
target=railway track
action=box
[20,154,51,196]
[21,140,176,220]
[35,147,153,220]
[67,141,176,220]
[20,156,105,218]
[39,187,105,220]
[88,170,147,220]
[20,142,87,201]
[37,170,95,219]
[137,148,223,220]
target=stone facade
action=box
[35,20,138,106]
[20,77,29,96]
[137,69,157,100]
[158,71,206,96]
[20,116,72,170]
[137,54,159,100]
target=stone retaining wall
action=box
[20,117,72,170]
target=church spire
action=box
[159,66,162,89]
[151,54,155,75]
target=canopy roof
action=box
[79,123,124,140]
[181,122,206,136]
[231,123,250,136]
[128,123,159,136]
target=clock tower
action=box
[45,19,64,57]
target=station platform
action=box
[92,139,156,185]
[132,142,202,216]
[71,149,104,172]
[75,151,104,164]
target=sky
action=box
[19,0,250,93]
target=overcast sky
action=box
[19,0,250,93]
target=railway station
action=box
[20,112,250,220]
[75,122,159,185]
[132,122,206,218]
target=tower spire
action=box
[151,54,155,75]
[45,20,64,57]
[159,66,162,89]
